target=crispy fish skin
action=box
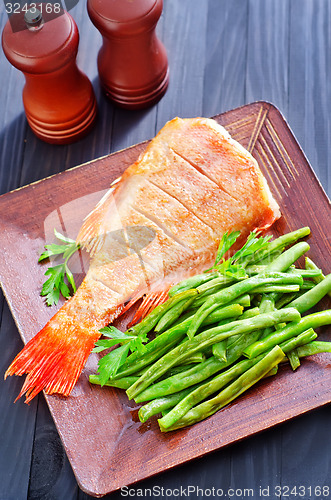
[5,117,280,402]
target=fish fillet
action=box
[5,117,280,402]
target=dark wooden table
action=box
[0,1,330,499]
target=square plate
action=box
[0,102,330,497]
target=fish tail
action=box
[4,316,101,404]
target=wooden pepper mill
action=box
[87,0,169,109]
[2,8,97,144]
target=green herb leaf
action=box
[93,326,136,353]
[54,228,76,245]
[38,245,67,262]
[231,231,272,265]
[97,344,131,384]
[39,229,80,306]
[214,231,240,266]
[93,339,119,353]
[209,230,273,277]
[65,264,77,294]
[205,231,240,273]
[130,334,148,354]
[100,326,136,341]
[93,326,149,383]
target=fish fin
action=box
[5,316,101,404]
[125,288,170,328]
[76,177,122,256]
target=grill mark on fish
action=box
[146,179,219,237]
[140,178,216,242]
[90,276,123,296]
[130,204,191,251]
[91,255,159,300]
[132,251,163,276]
[169,146,241,202]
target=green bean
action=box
[115,303,243,379]
[186,301,225,339]
[114,342,183,379]
[235,294,251,308]
[300,281,315,290]
[134,356,225,403]
[206,273,302,306]
[160,346,285,431]
[136,324,265,405]
[244,310,331,358]
[197,308,244,327]
[155,295,196,333]
[213,307,261,357]
[138,385,200,422]
[126,308,300,400]
[288,268,323,278]
[214,308,259,343]
[212,339,227,361]
[286,274,331,313]
[178,352,205,365]
[226,329,263,361]
[279,328,317,353]
[247,265,320,279]
[264,242,310,273]
[248,227,310,266]
[252,284,300,293]
[197,274,237,291]
[158,354,266,430]
[169,272,219,297]
[287,350,301,370]
[191,277,238,305]
[193,291,251,309]
[250,248,284,266]
[89,374,138,389]
[305,257,331,298]
[260,326,275,340]
[275,292,300,309]
[263,366,278,377]
[162,364,197,377]
[187,273,302,338]
[92,226,331,434]
[226,307,260,346]
[297,341,331,357]
[235,306,260,320]
[174,299,246,328]
[258,294,276,338]
[215,293,252,309]
[127,289,198,337]
[259,294,275,313]
[246,265,267,275]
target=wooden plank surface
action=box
[0,0,330,499]
[0,101,330,497]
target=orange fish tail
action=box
[5,317,101,404]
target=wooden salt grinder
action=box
[87,0,169,109]
[2,8,97,144]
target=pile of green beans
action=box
[89,227,331,432]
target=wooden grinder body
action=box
[2,10,97,144]
[87,0,169,109]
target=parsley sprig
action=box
[38,229,80,306]
[207,230,272,277]
[93,326,148,385]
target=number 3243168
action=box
[274,485,330,497]
[5,2,62,15]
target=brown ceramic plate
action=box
[0,102,330,497]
